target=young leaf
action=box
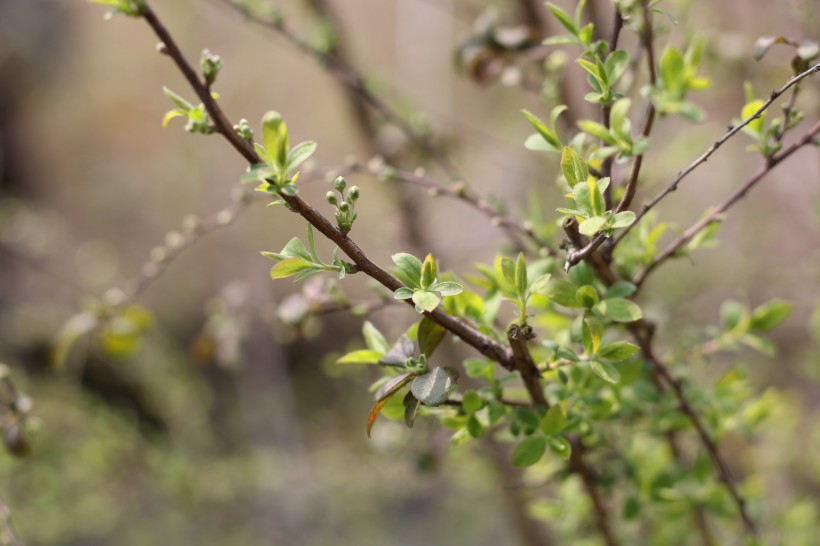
[598,341,639,361]
[750,299,792,330]
[403,391,421,428]
[270,257,315,279]
[412,290,441,313]
[337,350,384,365]
[512,435,547,467]
[579,216,608,237]
[548,436,572,460]
[611,211,636,229]
[589,359,621,384]
[430,281,464,297]
[605,281,636,299]
[561,147,589,186]
[392,253,422,288]
[368,372,414,437]
[462,390,483,413]
[285,140,317,173]
[393,287,415,300]
[363,321,389,354]
[545,3,577,35]
[514,253,528,297]
[522,110,560,149]
[597,298,642,322]
[583,316,604,355]
[420,254,437,290]
[541,404,567,435]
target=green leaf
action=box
[392,252,422,288]
[380,335,415,366]
[750,299,792,330]
[261,111,288,168]
[530,273,552,296]
[604,50,629,84]
[411,366,457,406]
[609,98,631,141]
[362,321,389,354]
[462,390,483,413]
[579,216,607,237]
[280,237,313,261]
[660,47,685,92]
[611,211,636,229]
[412,290,441,313]
[549,436,572,459]
[546,280,584,308]
[545,3,577,35]
[605,281,636,299]
[270,257,315,279]
[541,404,567,435]
[583,316,604,354]
[741,334,776,356]
[418,316,447,356]
[589,358,621,384]
[522,110,560,149]
[467,415,484,438]
[578,120,616,144]
[597,298,642,322]
[420,253,437,290]
[561,147,589,186]
[598,341,639,361]
[163,87,193,112]
[430,281,463,297]
[393,287,415,300]
[741,99,766,135]
[285,140,317,173]
[512,435,547,467]
[336,349,384,365]
[514,253,528,297]
[721,300,748,332]
[576,285,600,308]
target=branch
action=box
[216,0,459,180]
[614,61,820,246]
[348,162,557,254]
[138,2,513,368]
[633,119,820,287]
[505,324,619,546]
[630,330,758,536]
[568,61,820,270]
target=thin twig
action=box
[600,6,625,210]
[614,61,820,247]
[216,0,460,180]
[569,61,820,269]
[634,119,820,287]
[139,1,513,367]
[347,162,556,254]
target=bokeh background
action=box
[0,0,819,544]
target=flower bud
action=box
[325,192,338,206]
[339,201,351,213]
[334,176,347,192]
[347,186,360,202]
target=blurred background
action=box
[0,0,818,544]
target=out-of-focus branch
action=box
[633,119,820,287]
[217,0,460,180]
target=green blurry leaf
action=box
[750,299,792,330]
[420,253,437,290]
[512,435,547,467]
[362,321,389,353]
[597,298,642,322]
[403,391,421,428]
[579,215,607,237]
[548,436,571,459]
[576,285,600,308]
[411,366,457,406]
[514,253,528,297]
[583,316,604,354]
[530,273,552,296]
[546,280,584,308]
[660,47,685,92]
[589,358,621,384]
[721,300,748,332]
[605,50,629,83]
[598,341,639,361]
[541,404,567,435]
[522,110,561,149]
[285,140,317,172]
[545,3,577,35]
[561,147,589,186]
[605,281,636,299]
[611,211,636,228]
[336,350,384,365]
[462,390,483,413]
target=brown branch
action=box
[505,323,619,546]
[600,6,624,211]
[614,61,820,247]
[633,119,820,287]
[630,330,758,536]
[138,1,513,368]
[216,0,460,180]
